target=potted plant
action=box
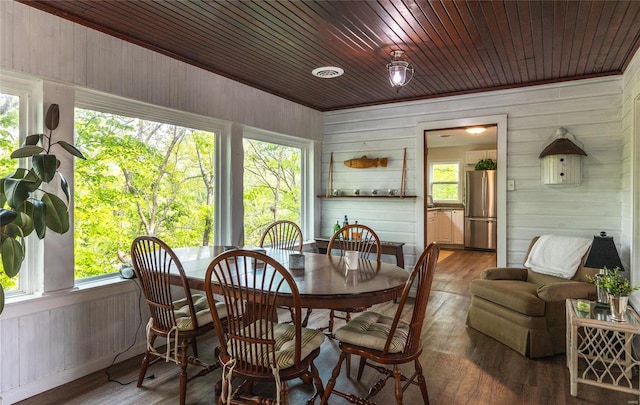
[590,266,639,321]
[474,158,496,170]
[0,104,85,313]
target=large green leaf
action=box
[59,172,70,202]
[3,177,38,208]
[26,200,46,239]
[0,209,18,226]
[56,141,87,160]
[10,145,45,158]
[0,287,4,315]
[7,167,29,180]
[41,192,69,233]
[32,154,57,182]
[1,222,24,239]
[25,134,43,145]
[2,236,24,277]
[15,204,36,238]
[45,104,60,131]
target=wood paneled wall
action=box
[0,2,321,403]
[622,48,640,310]
[0,1,637,403]
[0,282,147,403]
[322,76,625,269]
[0,1,322,140]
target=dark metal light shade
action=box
[584,233,624,271]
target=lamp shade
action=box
[584,232,624,271]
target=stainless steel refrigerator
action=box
[464,170,497,250]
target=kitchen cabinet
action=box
[436,211,452,243]
[452,210,464,244]
[466,149,497,166]
[434,209,464,245]
[426,210,437,246]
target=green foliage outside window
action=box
[243,139,301,246]
[2,105,303,283]
[74,109,216,278]
[431,162,460,201]
[0,94,19,291]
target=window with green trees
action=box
[0,93,20,291]
[243,139,301,246]
[74,108,216,279]
[430,162,460,202]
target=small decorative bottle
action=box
[333,220,341,237]
[353,220,361,241]
[342,215,349,240]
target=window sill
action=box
[1,275,138,319]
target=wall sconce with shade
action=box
[386,50,414,90]
[539,127,587,185]
[584,232,625,305]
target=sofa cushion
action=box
[470,279,545,316]
[536,281,596,302]
[523,235,591,279]
[522,236,599,284]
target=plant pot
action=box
[608,294,628,322]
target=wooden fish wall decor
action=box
[344,155,388,168]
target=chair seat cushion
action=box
[335,311,409,353]
[232,321,325,369]
[173,294,227,331]
[470,279,545,316]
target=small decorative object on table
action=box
[576,299,591,313]
[589,266,639,321]
[289,253,305,270]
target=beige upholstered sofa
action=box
[466,236,598,358]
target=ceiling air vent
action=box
[312,66,344,79]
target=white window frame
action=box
[0,75,44,298]
[243,127,313,242]
[429,160,462,203]
[74,89,228,282]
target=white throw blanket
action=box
[524,235,592,279]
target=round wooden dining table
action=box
[170,246,409,310]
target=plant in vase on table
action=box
[589,266,640,321]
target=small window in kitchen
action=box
[430,161,461,202]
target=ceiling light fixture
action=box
[386,50,414,90]
[466,127,487,134]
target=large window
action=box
[243,139,302,245]
[0,93,20,291]
[430,161,461,202]
[74,108,216,279]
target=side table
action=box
[314,237,405,268]
[566,298,640,399]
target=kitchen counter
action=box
[427,205,465,211]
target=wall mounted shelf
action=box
[317,195,417,199]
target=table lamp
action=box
[584,231,624,305]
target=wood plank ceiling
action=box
[19,0,640,111]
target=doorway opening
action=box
[416,115,507,267]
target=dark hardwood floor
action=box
[17,249,636,404]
